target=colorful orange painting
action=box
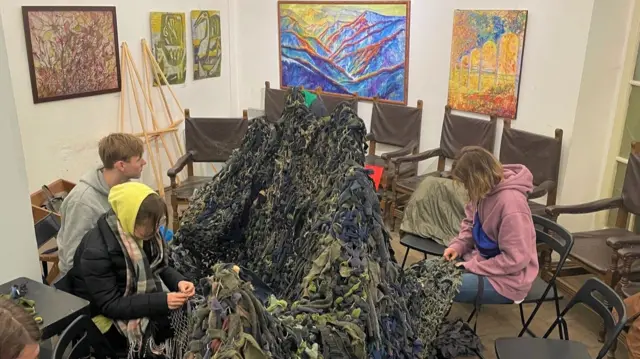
[447,10,528,119]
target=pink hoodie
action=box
[448,164,538,302]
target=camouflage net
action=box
[170,88,480,358]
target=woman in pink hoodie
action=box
[443,146,538,304]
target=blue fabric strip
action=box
[472,211,500,259]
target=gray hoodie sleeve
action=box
[57,201,101,274]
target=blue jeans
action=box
[454,273,513,304]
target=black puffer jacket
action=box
[68,214,185,320]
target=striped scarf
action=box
[105,212,172,358]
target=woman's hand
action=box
[167,292,189,309]
[178,281,196,297]
[443,248,459,261]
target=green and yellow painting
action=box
[150,12,187,85]
[191,10,221,80]
[447,10,528,119]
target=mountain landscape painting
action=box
[447,10,528,119]
[278,1,410,104]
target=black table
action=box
[0,277,90,340]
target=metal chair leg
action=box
[560,317,569,340]
[518,303,536,337]
[41,262,48,284]
[467,308,477,322]
[552,285,564,340]
[467,306,480,332]
[401,248,410,269]
[608,337,618,359]
[518,283,561,338]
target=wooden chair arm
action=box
[607,236,640,250]
[167,151,195,181]
[617,246,640,259]
[39,252,58,262]
[392,148,443,165]
[528,180,556,200]
[381,140,418,161]
[616,246,640,296]
[546,197,623,217]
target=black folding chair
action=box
[459,215,572,338]
[34,213,61,283]
[517,215,574,337]
[53,315,119,359]
[494,278,627,359]
[399,233,445,268]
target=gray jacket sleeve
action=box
[57,201,101,274]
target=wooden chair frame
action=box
[544,142,640,298]
[167,109,248,230]
[32,205,60,284]
[389,106,497,227]
[366,98,423,216]
[502,120,564,209]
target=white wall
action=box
[0,0,238,192]
[236,0,594,129]
[1,0,633,232]
[234,0,637,231]
[560,0,635,230]
[0,14,42,284]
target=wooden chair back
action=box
[264,81,287,123]
[183,108,249,176]
[369,98,423,155]
[618,142,640,226]
[315,87,359,114]
[499,122,563,205]
[265,82,359,121]
[437,106,497,171]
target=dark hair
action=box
[135,194,167,229]
[451,146,503,202]
[0,298,41,359]
[98,133,144,169]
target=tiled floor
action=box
[390,233,631,359]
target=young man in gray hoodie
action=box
[57,133,147,276]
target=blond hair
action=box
[98,133,144,169]
[0,298,41,359]
[452,146,503,203]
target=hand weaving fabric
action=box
[169,88,480,358]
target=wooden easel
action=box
[118,40,190,196]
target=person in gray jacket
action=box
[57,133,146,276]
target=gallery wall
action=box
[0,15,42,283]
[560,0,634,231]
[233,0,634,231]
[0,0,634,233]
[0,0,239,192]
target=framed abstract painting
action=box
[447,10,528,119]
[22,6,121,104]
[150,12,187,85]
[278,1,410,104]
[191,10,222,80]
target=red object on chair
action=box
[365,165,384,190]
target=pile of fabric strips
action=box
[169,88,481,358]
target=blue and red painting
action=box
[278,2,410,103]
